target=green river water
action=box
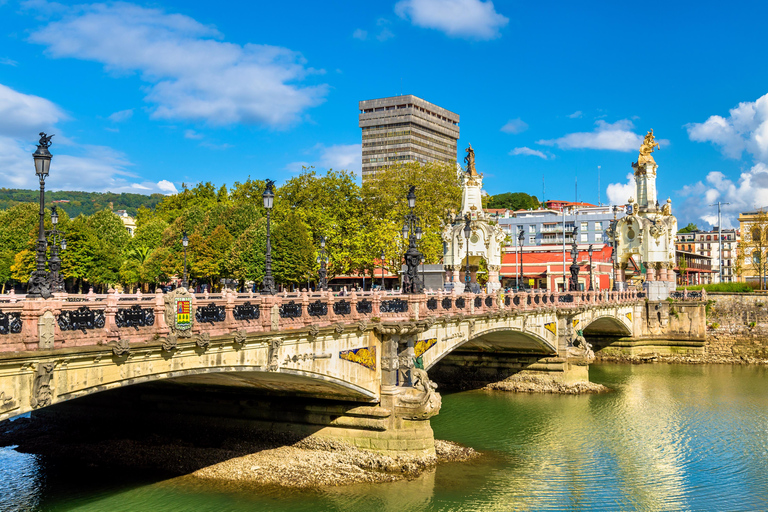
[2,363,768,511]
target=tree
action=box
[190,225,234,290]
[85,210,131,290]
[679,222,699,234]
[487,192,539,211]
[61,215,97,292]
[230,219,267,287]
[273,211,315,289]
[360,162,462,268]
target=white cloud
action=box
[0,82,66,138]
[352,29,367,40]
[377,28,395,41]
[29,2,328,127]
[0,81,175,194]
[395,0,508,40]
[108,108,133,122]
[537,119,646,151]
[510,147,547,159]
[0,57,18,66]
[677,164,768,229]
[687,93,768,161]
[500,118,528,134]
[606,173,635,205]
[184,129,203,140]
[157,179,178,194]
[567,110,582,119]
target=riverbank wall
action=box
[593,294,768,361]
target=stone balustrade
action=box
[0,287,660,353]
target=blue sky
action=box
[1,0,768,228]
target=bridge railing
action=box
[0,286,670,353]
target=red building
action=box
[500,245,615,291]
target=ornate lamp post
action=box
[402,186,424,294]
[611,205,619,291]
[317,236,328,291]
[47,206,66,293]
[181,231,189,289]
[463,214,471,292]
[588,244,594,291]
[28,133,54,298]
[261,180,276,295]
[569,228,580,291]
[380,250,386,291]
[518,227,524,291]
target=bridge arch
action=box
[423,326,557,371]
[2,360,379,423]
[581,315,632,337]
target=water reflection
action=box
[1,364,768,511]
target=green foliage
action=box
[678,223,699,233]
[487,192,539,211]
[0,188,163,217]
[361,161,461,268]
[230,219,267,284]
[273,211,315,288]
[677,282,754,293]
[190,224,234,288]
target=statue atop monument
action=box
[636,129,660,168]
[464,144,477,176]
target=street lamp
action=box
[402,185,424,294]
[182,231,189,289]
[588,244,594,291]
[518,227,524,291]
[28,133,54,298]
[569,227,580,291]
[47,205,66,293]
[317,236,328,291]
[380,250,385,291]
[261,180,276,295]
[463,214,471,293]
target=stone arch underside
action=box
[581,315,632,336]
[4,366,378,422]
[425,327,557,371]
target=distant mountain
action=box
[0,188,164,217]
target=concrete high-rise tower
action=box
[358,95,459,181]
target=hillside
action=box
[0,189,164,217]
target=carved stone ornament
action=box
[162,334,178,352]
[308,324,320,338]
[234,329,247,346]
[395,373,442,421]
[357,320,368,332]
[195,331,211,349]
[30,363,54,409]
[111,338,131,357]
[268,337,283,372]
[164,288,195,336]
[333,323,345,335]
[380,355,399,372]
[0,391,18,414]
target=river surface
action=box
[2,363,768,511]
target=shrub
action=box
[676,282,753,293]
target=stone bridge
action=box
[0,287,703,454]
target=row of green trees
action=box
[0,162,462,293]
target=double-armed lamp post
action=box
[402,186,424,294]
[47,206,66,293]
[28,133,54,299]
[261,180,276,295]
